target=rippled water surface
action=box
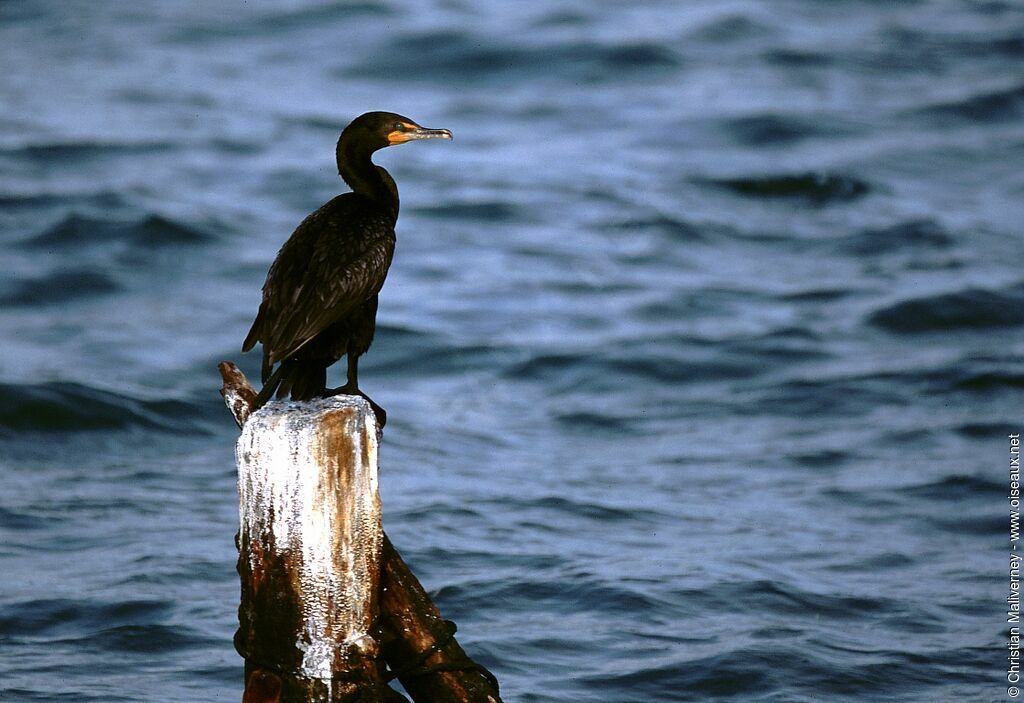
[2,1,1022,701]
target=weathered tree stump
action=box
[379,536,501,703]
[235,394,387,701]
[220,362,502,703]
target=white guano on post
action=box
[236,395,382,682]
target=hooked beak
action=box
[387,125,453,145]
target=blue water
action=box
[1,1,1021,701]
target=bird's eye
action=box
[393,122,404,131]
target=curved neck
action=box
[336,135,398,213]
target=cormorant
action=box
[243,111,452,419]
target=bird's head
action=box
[343,111,453,152]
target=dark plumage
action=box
[243,111,452,413]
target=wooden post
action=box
[220,362,502,703]
[379,536,501,703]
[234,393,387,701]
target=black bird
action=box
[243,111,452,418]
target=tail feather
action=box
[261,349,272,384]
[280,362,327,401]
[242,304,264,353]
[252,359,328,406]
[253,363,286,410]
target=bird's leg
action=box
[327,354,386,428]
[340,353,359,394]
[325,354,358,396]
[327,354,363,397]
